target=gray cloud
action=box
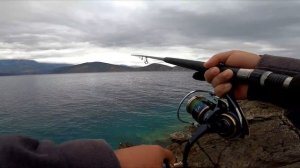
[1,1,300,63]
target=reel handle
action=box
[182,124,209,168]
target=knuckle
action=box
[205,68,218,83]
[231,49,241,53]
[211,73,226,87]
[211,77,219,87]
[222,69,233,79]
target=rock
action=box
[167,101,300,168]
[170,131,191,143]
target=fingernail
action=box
[211,67,219,74]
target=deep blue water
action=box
[0,71,211,148]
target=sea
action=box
[0,71,212,149]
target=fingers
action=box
[203,50,258,99]
[204,67,220,83]
[204,68,233,86]
[211,69,233,87]
[204,68,233,97]
[204,50,234,68]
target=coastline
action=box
[119,100,300,167]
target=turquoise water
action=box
[0,71,211,148]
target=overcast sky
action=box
[0,1,300,66]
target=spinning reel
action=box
[176,90,249,168]
[132,54,254,167]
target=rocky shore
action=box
[118,101,300,167]
[166,101,300,168]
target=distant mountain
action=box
[52,62,134,73]
[0,59,71,75]
[52,62,175,73]
[0,59,192,76]
[136,63,173,71]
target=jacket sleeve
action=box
[0,135,121,168]
[247,54,300,109]
[253,54,300,76]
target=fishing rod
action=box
[132,54,296,90]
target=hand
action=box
[114,145,175,168]
[204,50,261,99]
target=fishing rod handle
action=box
[191,64,294,89]
[164,57,293,89]
[225,67,293,89]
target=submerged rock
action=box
[167,101,300,168]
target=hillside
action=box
[135,63,173,71]
[52,62,134,73]
[52,62,178,73]
[0,60,71,75]
[0,59,192,76]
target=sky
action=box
[0,0,300,66]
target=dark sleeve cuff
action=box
[257,54,300,76]
[0,135,121,168]
[54,139,121,168]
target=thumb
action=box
[163,149,176,164]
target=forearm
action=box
[0,135,120,168]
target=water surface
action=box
[0,71,211,148]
